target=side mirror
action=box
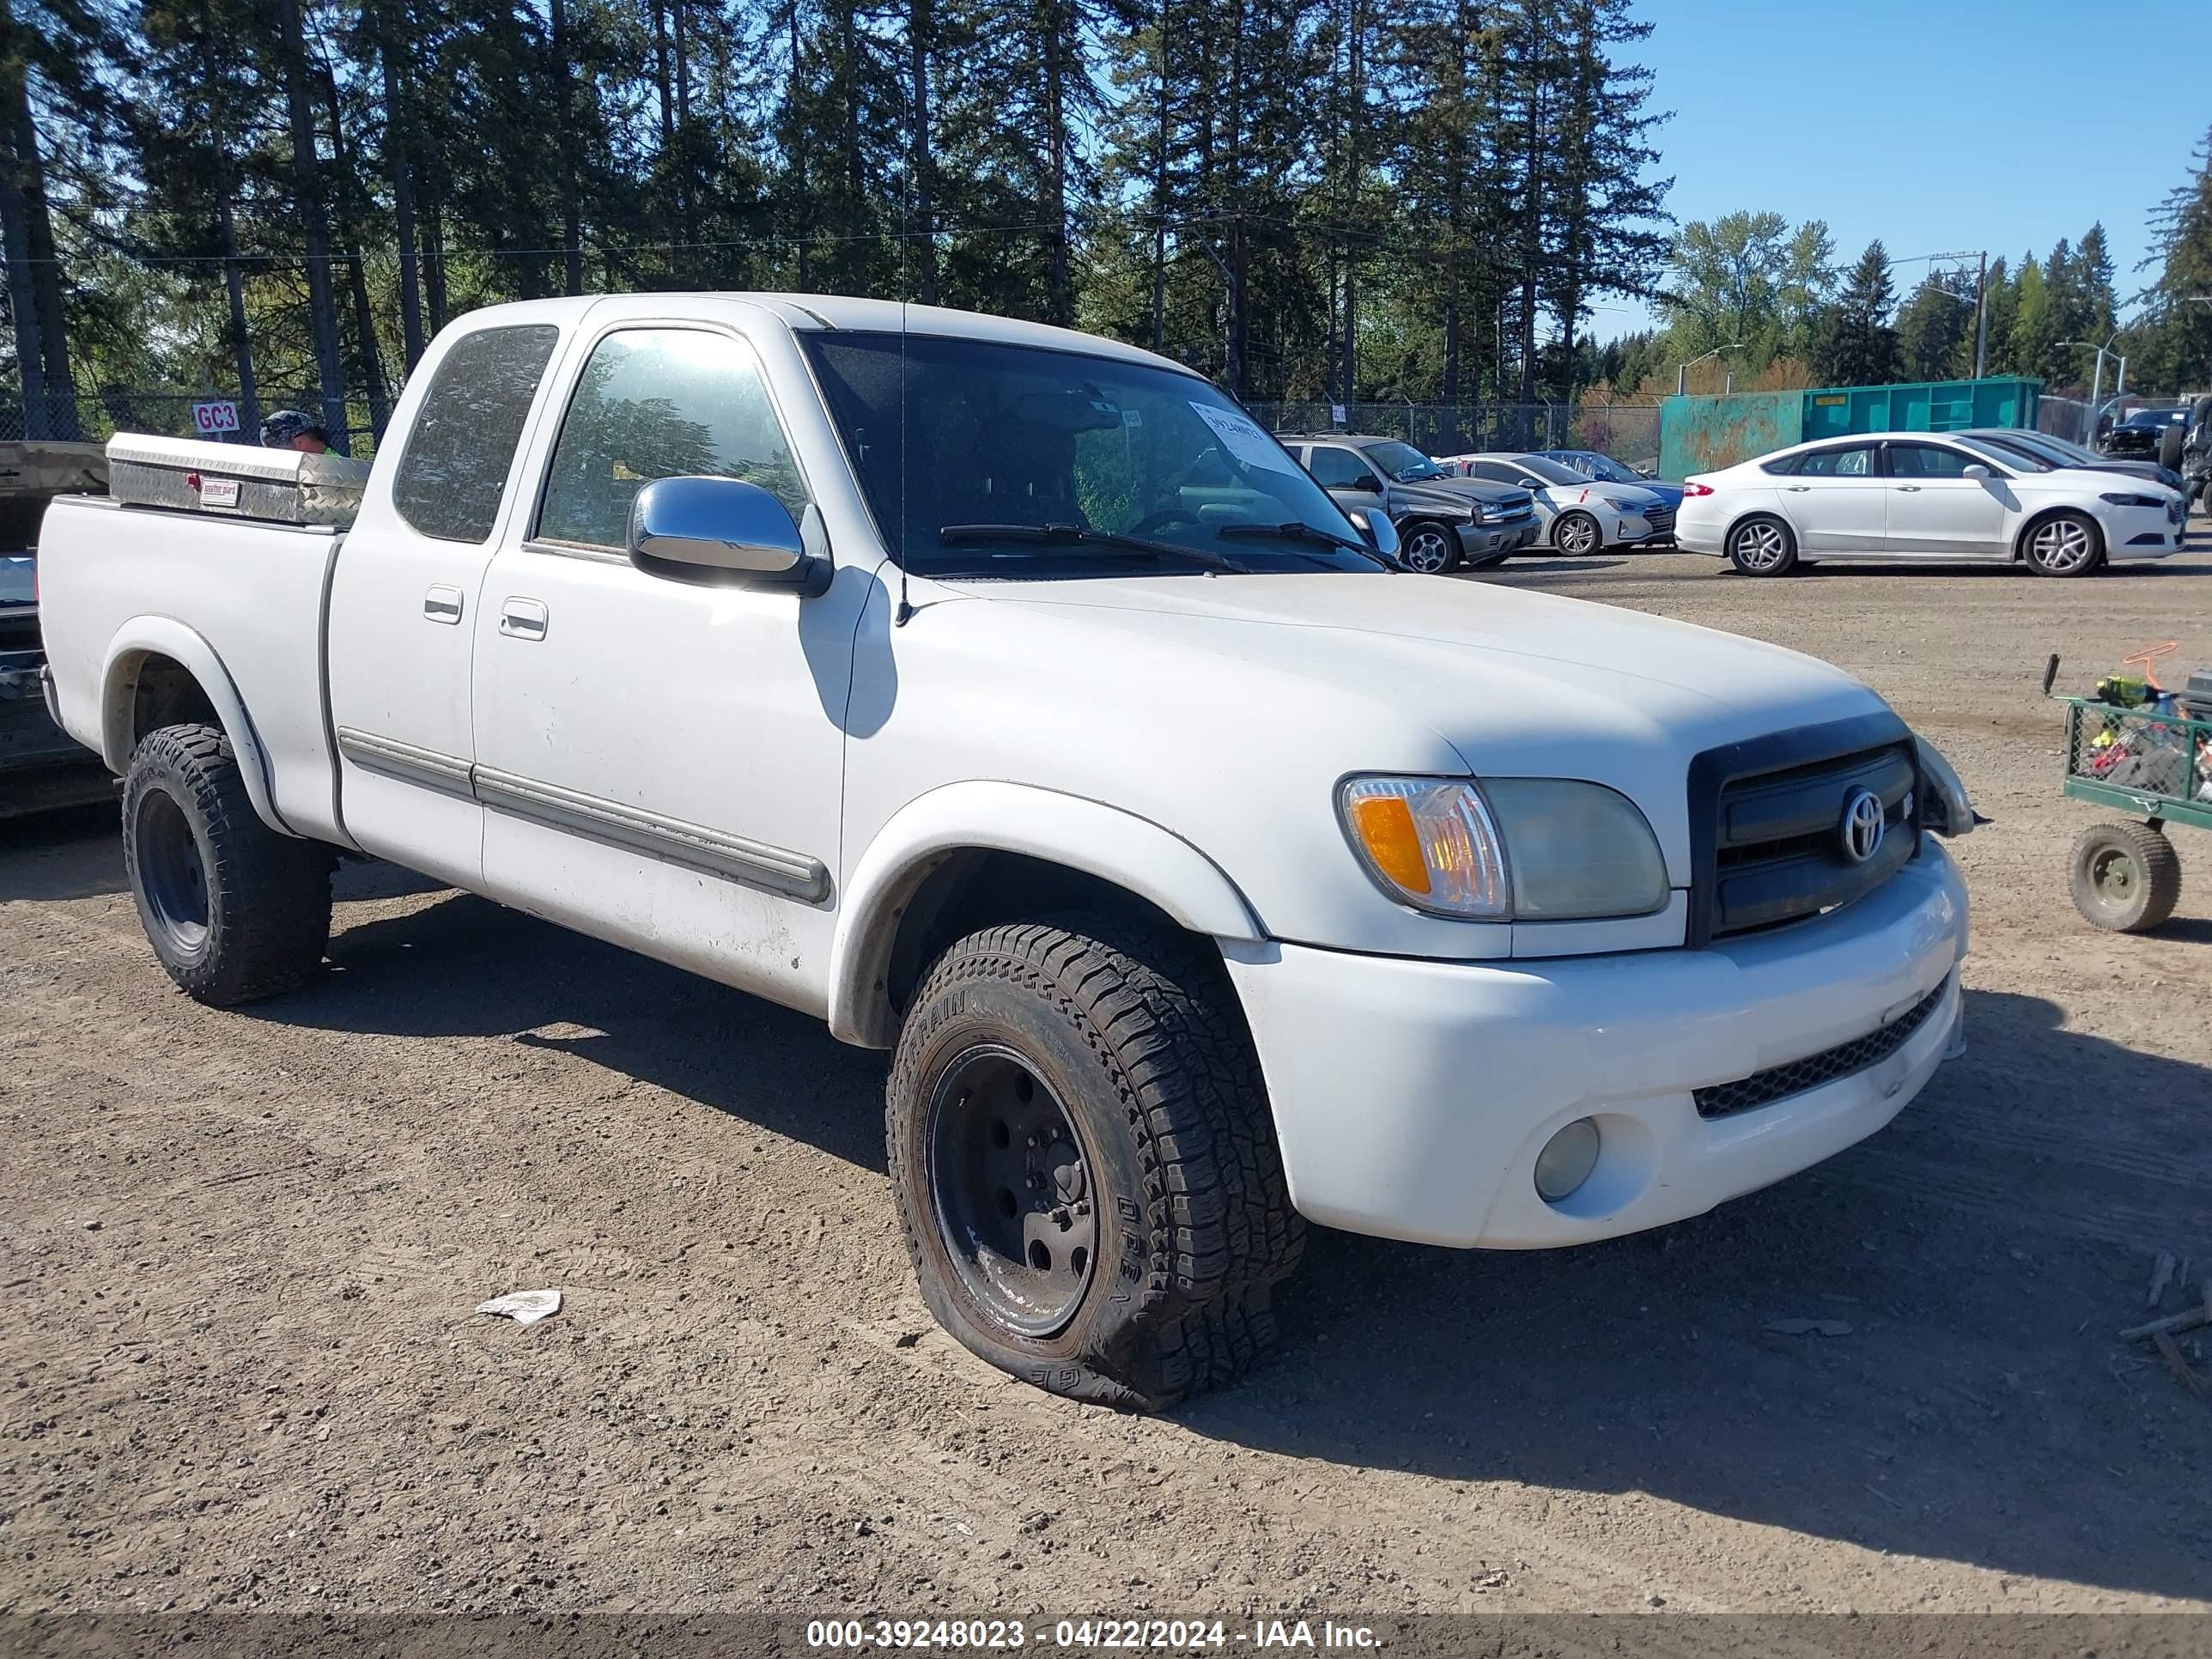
[628,476,828,594]
[1351,474,1382,492]
[1962,464,1991,480]
[1518,477,1542,490]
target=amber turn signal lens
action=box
[1346,794,1432,895]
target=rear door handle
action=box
[423,585,464,624]
[498,597,549,641]
[1784,485,1810,492]
[1896,485,1922,493]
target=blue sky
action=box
[1604,0,2210,339]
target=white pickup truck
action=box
[38,295,1973,1408]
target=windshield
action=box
[803,331,1377,576]
[1364,440,1446,483]
[1509,454,1589,487]
[2120,408,2186,428]
[1574,453,1642,484]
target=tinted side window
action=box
[1759,453,1802,476]
[1887,443,1974,479]
[392,323,561,543]
[1796,446,1874,477]
[1308,447,1372,488]
[1465,461,1516,483]
[538,329,809,550]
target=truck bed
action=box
[36,495,352,844]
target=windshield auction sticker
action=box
[1189,402,1298,474]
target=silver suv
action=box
[1279,434,1539,573]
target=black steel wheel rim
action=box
[927,1044,1100,1338]
[137,787,210,955]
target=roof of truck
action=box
[453,294,1194,375]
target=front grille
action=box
[1644,505,1676,537]
[1694,980,1948,1119]
[1688,714,1921,945]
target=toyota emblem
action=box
[1839,787,1886,865]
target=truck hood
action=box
[1398,477,1518,509]
[930,570,1885,895]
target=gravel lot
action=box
[3,538,2209,1624]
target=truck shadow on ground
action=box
[1183,984,2212,1601]
[264,881,2212,1599]
[265,880,890,1172]
[0,803,126,901]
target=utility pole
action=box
[1971,250,1988,380]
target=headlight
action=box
[2100,491,2166,508]
[1914,737,1976,837]
[1338,776,1669,920]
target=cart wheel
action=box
[2069,821,2182,933]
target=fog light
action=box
[1534,1118,1601,1202]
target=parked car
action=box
[1959,427,2184,495]
[2,441,112,819]
[1436,452,1674,553]
[1537,449,1686,518]
[2100,404,2191,468]
[1676,431,2187,577]
[40,294,1975,1409]
[1276,432,1538,573]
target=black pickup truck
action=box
[2,441,112,818]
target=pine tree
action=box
[1811,239,1897,386]
[1893,269,1972,381]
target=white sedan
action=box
[1438,452,1674,553]
[1675,432,2189,576]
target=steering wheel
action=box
[1128,506,1206,537]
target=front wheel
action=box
[1398,520,1462,574]
[1727,514,1797,575]
[2069,821,2182,933]
[887,916,1304,1410]
[1552,510,1602,556]
[123,723,333,1005]
[2023,512,2102,576]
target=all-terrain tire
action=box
[2069,821,2182,933]
[887,915,1303,1410]
[2158,422,2185,473]
[122,723,333,1005]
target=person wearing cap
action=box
[260,410,331,454]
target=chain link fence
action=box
[1245,399,1663,469]
[3,390,386,456]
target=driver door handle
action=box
[1784,485,1810,492]
[498,597,549,641]
[1896,485,1923,493]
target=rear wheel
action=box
[2159,422,2185,473]
[1727,514,1797,575]
[2023,511,2101,576]
[2069,821,2181,933]
[123,723,332,1005]
[887,915,1303,1410]
[1552,510,1602,556]
[1397,520,1462,574]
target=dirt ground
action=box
[3,539,2210,1627]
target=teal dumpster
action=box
[1661,376,2042,478]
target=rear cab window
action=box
[392,324,562,543]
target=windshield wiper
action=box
[1215,520,1399,572]
[938,522,1247,574]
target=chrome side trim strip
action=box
[472,763,832,904]
[334,726,476,798]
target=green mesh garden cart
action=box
[2059,690,2210,933]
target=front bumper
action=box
[1224,838,1967,1249]
[1455,520,1538,557]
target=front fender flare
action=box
[99,616,294,836]
[828,781,1264,1048]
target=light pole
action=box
[1675,343,1745,397]
[2058,337,2128,444]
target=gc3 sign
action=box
[191,400,241,436]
